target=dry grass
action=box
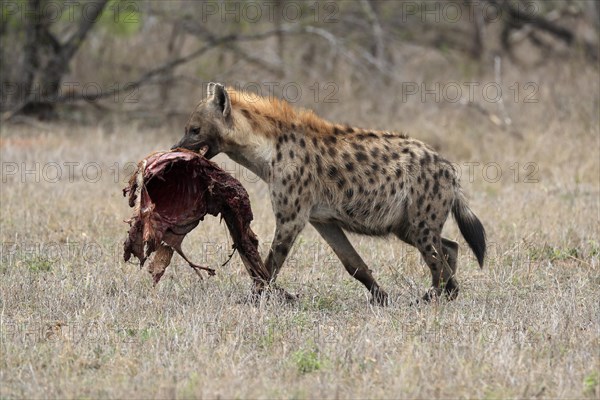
[1,65,599,398]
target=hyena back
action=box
[173,83,486,305]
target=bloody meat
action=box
[123,149,270,285]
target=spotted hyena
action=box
[172,83,486,305]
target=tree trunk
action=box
[21,0,42,106]
[19,0,109,119]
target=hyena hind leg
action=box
[311,221,388,306]
[398,226,459,302]
[441,237,460,300]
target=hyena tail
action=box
[452,191,486,268]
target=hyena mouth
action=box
[199,144,209,157]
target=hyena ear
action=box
[206,82,216,97]
[209,83,231,118]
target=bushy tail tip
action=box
[452,194,486,268]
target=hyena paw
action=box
[410,287,441,306]
[370,288,389,306]
[412,283,459,305]
[247,284,298,304]
[443,279,460,300]
[422,287,441,302]
[276,287,299,302]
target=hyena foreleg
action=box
[255,213,307,300]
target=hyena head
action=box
[172,82,232,159]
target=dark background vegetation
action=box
[1,0,598,125]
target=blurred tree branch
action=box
[4,25,282,120]
[3,0,597,122]
[487,0,597,62]
[359,0,385,69]
[180,22,284,77]
[5,24,390,119]
[488,0,574,45]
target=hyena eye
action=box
[189,127,200,136]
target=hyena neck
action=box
[223,88,340,183]
[221,107,275,182]
[224,141,273,182]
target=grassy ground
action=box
[1,75,599,398]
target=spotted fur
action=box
[173,83,486,304]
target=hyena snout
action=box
[171,134,220,159]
